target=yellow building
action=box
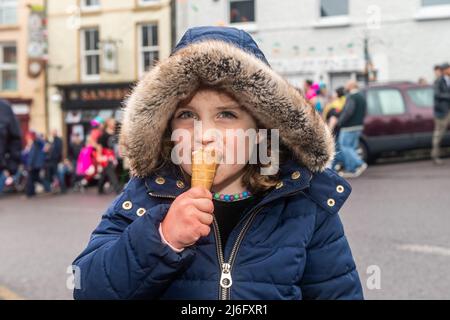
[47,0,173,147]
[0,0,46,138]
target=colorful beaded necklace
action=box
[212,190,252,202]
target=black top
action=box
[69,141,83,162]
[338,91,367,129]
[213,196,259,251]
[434,75,450,118]
[0,100,22,173]
[98,131,115,149]
[326,108,341,137]
[48,136,63,164]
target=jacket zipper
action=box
[213,188,308,300]
[148,187,306,300]
[147,192,176,199]
[213,205,264,300]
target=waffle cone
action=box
[191,148,219,190]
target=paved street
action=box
[0,190,116,300]
[342,158,450,300]
[0,159,449,300]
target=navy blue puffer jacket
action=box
[73,161,363,300]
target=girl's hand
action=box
[161,187,214,250]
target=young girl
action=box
[73,26,363,300]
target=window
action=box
[138,23,159,76]
[0,0,17,25]
[367,89,406,116]
[83,0,100,8]
[81,28,100,81]
[138,0,159,5]
[0,43,17,91]
[416,0,450,20]
[230,0,255,23]
[407,88,433,108]
[320,0,348,17]
[422,0,450,6]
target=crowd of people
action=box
[2,64,449,197]
[302,79,368,178]
[0,100,126,198]
[1,79,369,200]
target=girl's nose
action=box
[193,120,220,148]
[202,128,217,145]
[201,137,214,147]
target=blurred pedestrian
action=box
[337,80,368,178]
[89,116,105,144]
[314,82,328,114]
[74,136,98,191]
[69,133,83,186]
[69,133,83,165]
[25,131,50,197]
[418,77,428,85]
[323,86,346,132]
[304,79,317,101]
[0,99,22,196]
[58,158,73,191]
[431,62,450,165]
[45,129,66,193]
[434,64,442,81]
[323,87,346,171]
[97,118,121,194]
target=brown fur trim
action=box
[120,40,335,177]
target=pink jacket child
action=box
[76,145,97,180]
[306,83,320,100]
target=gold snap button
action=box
[275,181,284,189]
[122,201,132,210]
[176,180,185,189]
[155,177,165,185]
[336,185,344,193]
[136,208,146,217]
[291,171,301,180]
[327,199,336,207]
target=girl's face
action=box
[171,88,258,191]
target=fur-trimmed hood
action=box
[120,27,334,177]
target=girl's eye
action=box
[177,111,198,120]
[217,111,237,119]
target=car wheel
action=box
[358,140,371,164]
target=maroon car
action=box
[361,82,450,163]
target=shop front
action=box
[57,82,133,146]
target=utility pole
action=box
[363,36,370,86]
[170,0,177,51]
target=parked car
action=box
[360,82,450,163]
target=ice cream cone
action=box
[191,148,219,190]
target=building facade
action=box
[47,0,172,147]
[177,0,450,91]
[0,0,46,141]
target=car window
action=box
[407,88,433,108]
[367,89,406,116]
